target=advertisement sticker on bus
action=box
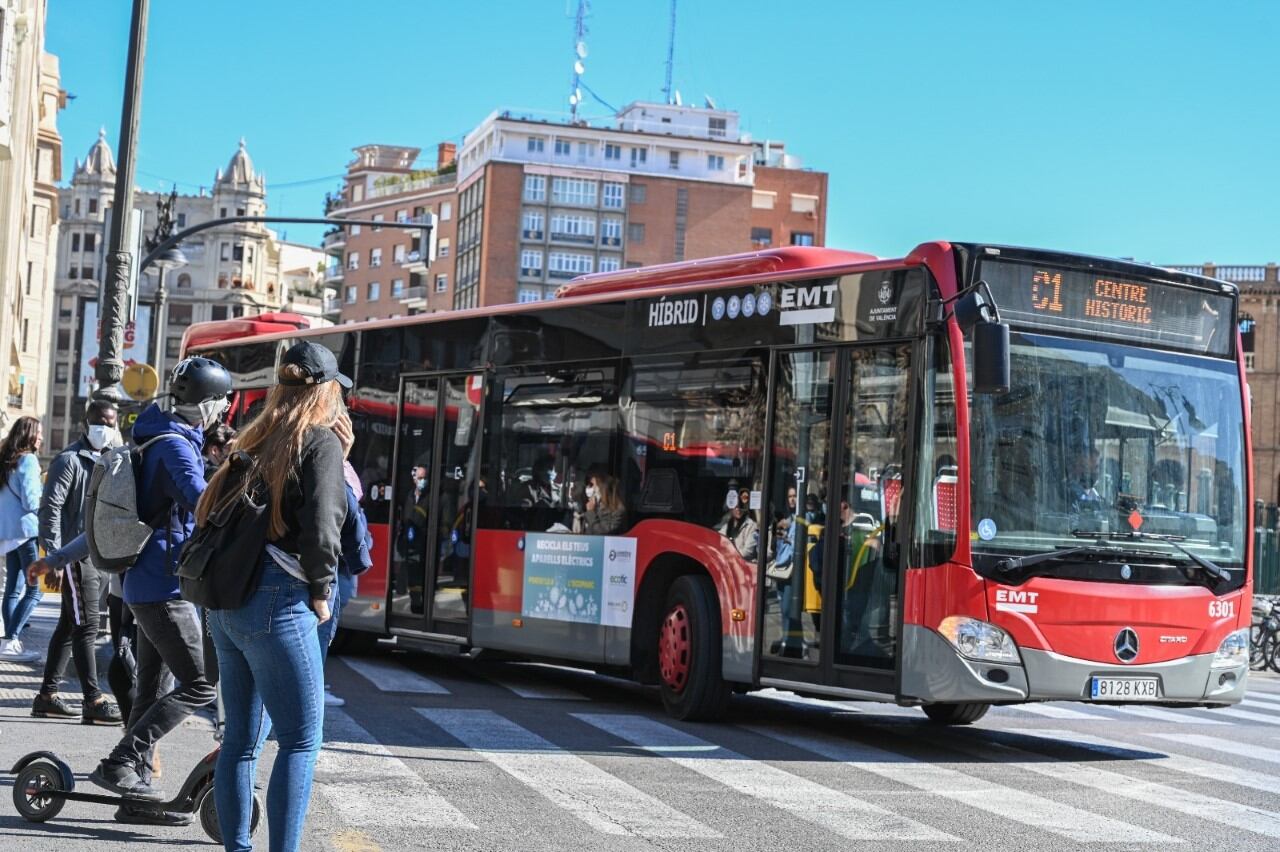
[521,533,637,628]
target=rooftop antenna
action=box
[662,0,677,105]
[568,0,590,122]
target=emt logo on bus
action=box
[779,282,839,326]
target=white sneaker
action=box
[0,638,40,662]
[323,690,345,707]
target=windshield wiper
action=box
[1072,529,1234,585]
[993,544,1131,575]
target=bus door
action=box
[759,345,912,697]
[387,372,484,639]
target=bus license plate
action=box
[1091,677,1158,700]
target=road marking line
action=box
[942,729,1280,839]
[746,724,1173,843]
[332,829,382,852]
[341,657,450,694]
[1007,703,1113,720]
[1105,704,1231,725]
[484,675,588,701]
[1156,732,1280,765]
[575,713,959,842]
[1205,704,1280,725]
[317,709,474,830]
[419,708,719,839]
[1023,729,1280,795]
[1244,690,1280,706]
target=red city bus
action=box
[183,242,1252,723]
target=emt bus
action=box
[182,242,1252,724]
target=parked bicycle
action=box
[1251,595,1280,671]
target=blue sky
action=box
[48,1,1280,262]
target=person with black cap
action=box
[82,355,231,823]
[198,340,349,852]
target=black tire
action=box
[657,575,732,721]
[198,785,263,842]
[13,762,66,822]
[922,702,990,725]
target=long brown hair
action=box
[588,469,624,513]
[196,363,349,538]
[0,416,41,489]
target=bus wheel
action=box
[922,702,989,725]
[658,575,731,721]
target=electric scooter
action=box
[10,748,262,842]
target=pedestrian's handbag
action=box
[765,559,793,582]
[176,454,270,610]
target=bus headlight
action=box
[938,616,1020,663]
[1211,628,1249,669]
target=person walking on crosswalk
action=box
[0,416,47,662]
[200,341,349,852]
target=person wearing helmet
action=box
[85,356,231,820]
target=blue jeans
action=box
[209,560,324,852]
[2,539,41,640]
[316,572,354,663]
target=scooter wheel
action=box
[197,786,263,842]
[13,762,66,822]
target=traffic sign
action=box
[122,362,159,400]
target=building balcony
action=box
[368,171,457,200]
[323,229,346,254]
[549,231,596,246]
[324,265,345,284]
[400,285,428,302]
[400,250,428,273]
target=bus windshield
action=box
[968,333,1247,576]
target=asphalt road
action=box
[4,597,1280,851]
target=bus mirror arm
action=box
[941,279,1011,395]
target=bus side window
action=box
[481,365,621,533]
[625,356,767,533]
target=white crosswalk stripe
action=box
[1243,690,1280,706]
[1102,704,1232,725]
[576,712,960,842]
[418,708,720,838]
[1005,702,1111,720]
[746,724,1174,843]
[1022,729,1280,796]
[483,675,588,700]
[317,709,474,830]
[1204,704,1280,725]
[1156,732,1280,765]
[939,729,1280,839]
[342,656,451,694]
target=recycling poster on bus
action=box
[522,534,636,628]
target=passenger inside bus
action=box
[398,462,430,613]
[575,469,627,535]
[717,489,759,561]
[519,456,560,509]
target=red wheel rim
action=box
[659,603,691,692]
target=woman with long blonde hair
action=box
[200,341,351,852]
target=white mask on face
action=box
[197,396,230,430]
[86,424,115,450]
[585,485,598,500]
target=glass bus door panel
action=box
[388,377,438,631]
[832,346,912,671]
[426,374,483,634]
[762,349,837,666]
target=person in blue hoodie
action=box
[0,416,45,661]
[86,356,233,813]
[316,459,373,707]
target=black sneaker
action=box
[31,693,77,719]
[82,697,123,726]
[89,760,165,802]
[114,805,192,826]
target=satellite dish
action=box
[673,90,683,106]
[575,41,588,59]
[704,94,717,110]
[574,60,585,75]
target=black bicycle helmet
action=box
[169,356,233,404]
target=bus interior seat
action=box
[637,468,685,514]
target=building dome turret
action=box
[75,128,116,179]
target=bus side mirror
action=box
[972,321,1010,395]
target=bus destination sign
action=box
[979,260,1234,357]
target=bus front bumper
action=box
[900,625,1247,705]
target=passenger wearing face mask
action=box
[81,356,230,812]
[30,399,124,725]
[576,469,627,535]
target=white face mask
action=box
[585,485,598,500]
[197,396,230,430]
[86,424,117,450]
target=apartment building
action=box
[47,136,328,452]
[0,0,63,428]
[334,101,827,319]
[325,142,458,322]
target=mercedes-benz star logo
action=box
[1114,628,1140,663]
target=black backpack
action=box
[177,455,270,610]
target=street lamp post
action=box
[95,0,150,402]
[149,245,187,382]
